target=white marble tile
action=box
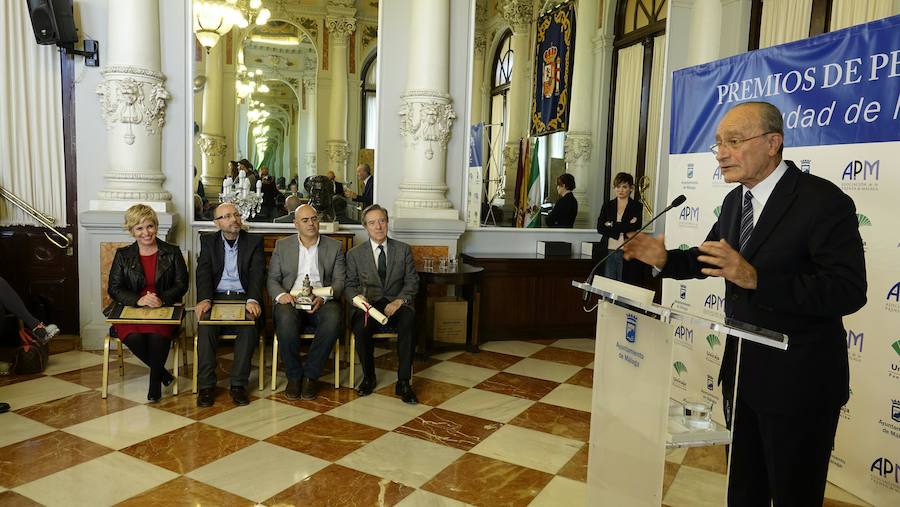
[337,432,463,488]
[95,373,160,404]
[63,405,193,449]
[429,350,464,361]
[539,383,592,413]
[187,441,328,502]
[550,338,596,354]
[662,464,728,507]
[396,489,473,507]
[665,446,688,464]
[437,389,533,423]
[414,361,497,388]
[201,398,318,440]
[528,476,587,506]
[13,451,178,506]
[0,376,89,410]
[479,340,547,357]
[504,358,581,383]
[0,412,54,448]
[470,424,583,474]
[824,481,872,506]
[326,393,430,430]
[585,361,594,369]
[42,350,105,375]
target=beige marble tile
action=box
[470,424,583,474]
[430,350,464,361]
[186,441,328,503]
[0,413,54,448]
[824,481,873,506]
[62,405,193,450]
[539,383,592,413]
[41,351,106,375]
[97,373,159,404]
[585,361,594,369]
[200,398,318,440]
[0,376,89,410]
[478,340,547,357]
[337,432,464,488]
[396,489,473,506]
[326,393,430,430]
[415,361,498,388]
[503,358,581,383]
[13,451,178,507]
[666,446,688,464]
[438,388,533,423]
[550,338,596,353]
[528,476,587,506]
[662,464,728,507]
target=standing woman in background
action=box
[596,172,643,282]
[107,204,188,402]
[546,173,578,228]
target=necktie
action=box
[739,190,754,254]
[377,245,386,284]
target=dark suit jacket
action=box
[353,177,374,209]
[195,231,265,303]
[345,238,418,306]
[108,240,188,306]
[546,192,578,228]
[660,161,866,415]
[596,197,643,251]
[267,234,345,301]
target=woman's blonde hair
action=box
[123,204,159,232]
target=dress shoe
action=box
[230,385,250,406]
[284,379,302,400]
[147,382,162,403]
[162,371,175,387]
[395,380,418,405]
[301,377,318,401]
[357,376,377,396]
[197,387,215,408]
[0,401,10,413]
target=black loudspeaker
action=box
[26,0,78,46]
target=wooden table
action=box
[415,264,484,355]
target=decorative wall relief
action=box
[398,91,456,160]
[96,65,170,146]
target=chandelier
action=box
[193,0,272,51]
[220,169,263,218]
[235,66,270,99]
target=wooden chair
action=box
[270,326,341,390]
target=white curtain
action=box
[0,1,66,226]
[830,0,896,30]
[642,34,667,222]
[759,0,814,48]
[610,43,644,198]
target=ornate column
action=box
[198,40,227,198]
[590,32,615,217]
[500,0,533,208]
[325,1,356,180]
[719,0,752,58]
[687,0,723,65]
[303,72,318,182]
[564,0,600,227]
[92,0,171,211]
[394,0,458,220]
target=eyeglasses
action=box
[709,132,775,155]
[214,213,240,221]
[298,216,320,224]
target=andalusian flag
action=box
[525,139,541,228]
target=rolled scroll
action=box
[352,295,389,325]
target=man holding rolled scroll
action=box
[268,204,345,400]
[346,204,420,404]
[195,203,265,407]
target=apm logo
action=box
[887,282,900,302]
[679,206,701,222]
[870,457,899,485]
[842,160,879,180]
[712,166,723,182]
[706,334,721,349]
[687,163,694,179]
[625,314,638,343]
[674,325,693,343]
[857,213,872,226]
[847,330,863,353]
[673,361,688,376]
[704,294,725,312]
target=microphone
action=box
[581,194,687,302]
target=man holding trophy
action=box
[268,204,345,401]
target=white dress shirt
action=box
[742,160,788,227]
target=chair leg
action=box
[271,333,279,392]
[192,335,199,394]
[116,339,125,378]
[102,335,111,399]
[172,338,180,396]
[349,333,355,389]
[333,338,340,388]
[258,331,265,391]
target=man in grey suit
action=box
[345,204,419,404]
[268,204,345,400]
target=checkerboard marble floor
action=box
[0,337,873,506]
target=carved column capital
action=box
[593,33,615,53]
[398,90,456,161]
[96,64,170,146]
[500,0,534,33]
[474,31,488,57]
[326,15,356,45]
[326,140,350,165]
[564,132,593,164]
[198,133,227,158]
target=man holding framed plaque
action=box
[195,203,265,407]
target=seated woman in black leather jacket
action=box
[108,204,188,402]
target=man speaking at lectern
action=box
[624,101,866,506]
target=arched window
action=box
[360,52,377,149]
[485,29,513,220]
